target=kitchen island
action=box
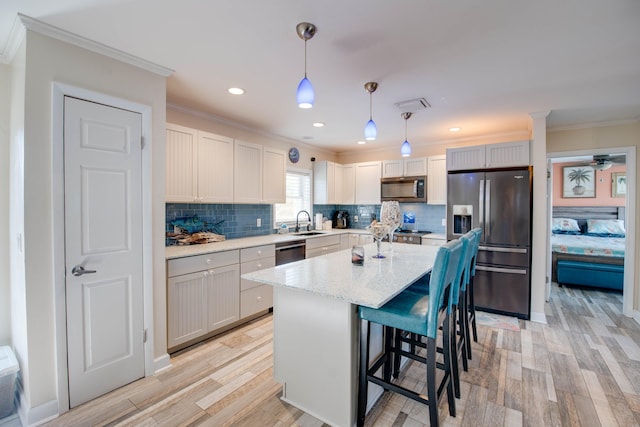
[242,243,439,427]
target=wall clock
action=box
[288,147,300,163]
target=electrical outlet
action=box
[354,215,359,222]
[441,218,446,226]
[257,218,262,227]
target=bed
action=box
[551,206,625,291]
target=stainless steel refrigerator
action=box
[447,167,532,319]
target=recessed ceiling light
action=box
[228,87,245,95]
[449,127,461,132]
[357,140,366,145]
[313,122,325,127]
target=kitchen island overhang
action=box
[242,243,439,427]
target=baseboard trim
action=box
[17,396,58,427]
[530,311,547,324]
[154,353,171,373]
[633,310,640,326]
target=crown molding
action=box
[0,15,26,63]
[547,117,640,133]
[167,102,336,156]
[5,14,173,76]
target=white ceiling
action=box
[2,0,640,154]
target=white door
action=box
[64,96,144,407]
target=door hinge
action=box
[141,136,145,149]
[143,328,148,343]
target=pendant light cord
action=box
[304,40,308,78]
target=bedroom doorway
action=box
[546,146,636,317]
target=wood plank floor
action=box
[44,283,640,427]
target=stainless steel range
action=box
[387,230,432,245]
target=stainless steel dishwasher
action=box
[275,240,306,265]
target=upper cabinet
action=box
[427,155,447,205]
[166,124,234,203]
[314,161,339,204]
[355,161,382,204]
[446,140,530,171]
[382,158,427,178]
[166,123,285,204]
[341,163,356,204]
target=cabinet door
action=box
[340,234,351,250]
[240,284,273,318]
[167,271,207,348]
[198,131,234,203]
[355,161,382,204]
[166,124,197,202]
[313,161,337,204]
[382,160,403,178]
[427,155,447,205]
[341,163,356,204]
[359,234,374,245]
[206,264,240,332]
[404,157,427,176]
[234,140,263,203]
[263,147,286,203]
[446,146,486,171]
[349,234,360,248]
[485,140,530,168]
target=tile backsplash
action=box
[166,202,446,245]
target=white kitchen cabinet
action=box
[382,158,427,178]
[340,234,351,250]
[350,233,373,245]
[167,250,240,350]
[427,155,447,205]
[355,161,382,204]
[234,140,263,203]
[240,245,275,318]
[341,163,356,204]
[447,140,530,171]
[166,124,235,203]
[262,147,286,203]
[305,234,342,258]
[314,160,339,204]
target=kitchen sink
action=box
[294,231,326,236]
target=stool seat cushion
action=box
[359,291,430,336]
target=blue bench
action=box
[556,259,623,291]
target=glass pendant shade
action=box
[364,119,377,140]
[401,140,412,157]
[297,76,314,109]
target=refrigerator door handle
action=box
[479,179,484,227]
[485,179,491,238]
[476,265,527,275]
[478,246,528,254]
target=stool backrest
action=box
[456,233,473,295]
[470,228,483,276]
[426,239,463,338]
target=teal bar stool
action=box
[467,228,483,346]
[357,239,463,427]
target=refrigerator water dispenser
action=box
[452,205,473,235]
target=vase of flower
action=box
[367,221,389,259]
[380,201,402,251]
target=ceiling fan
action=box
[587,154,626,170]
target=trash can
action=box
[0,346,19,418]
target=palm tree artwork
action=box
[567,167,592,196]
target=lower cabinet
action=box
[306,235,342,258]
[167,250,240,350]
[240,245,275,318]
[240,284,274,318]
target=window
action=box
[274,169,312,226]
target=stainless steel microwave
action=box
[380,176,427,203]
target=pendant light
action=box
[364,82,378,140]
[296,22,317,109]
[400,112,412,157]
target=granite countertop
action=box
[165,228,371,259]
[241,243,439,309]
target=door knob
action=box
[71,265,97,276]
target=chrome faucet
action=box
[295,210,312,233]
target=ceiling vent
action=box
[395,98,431,113]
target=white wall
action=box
[11,29,167,421]
[0,63,11,346]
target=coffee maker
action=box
[333,211,349,229]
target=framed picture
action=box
[612,172,627,197]
[562,165,595,198]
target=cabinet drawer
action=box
[168,250,239,277]
[240,244,275,263]
[241,257,276,290]
[240,285,273,318]
[306,244,341,259]
[422,238,446,247]
[305,234,341,250]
